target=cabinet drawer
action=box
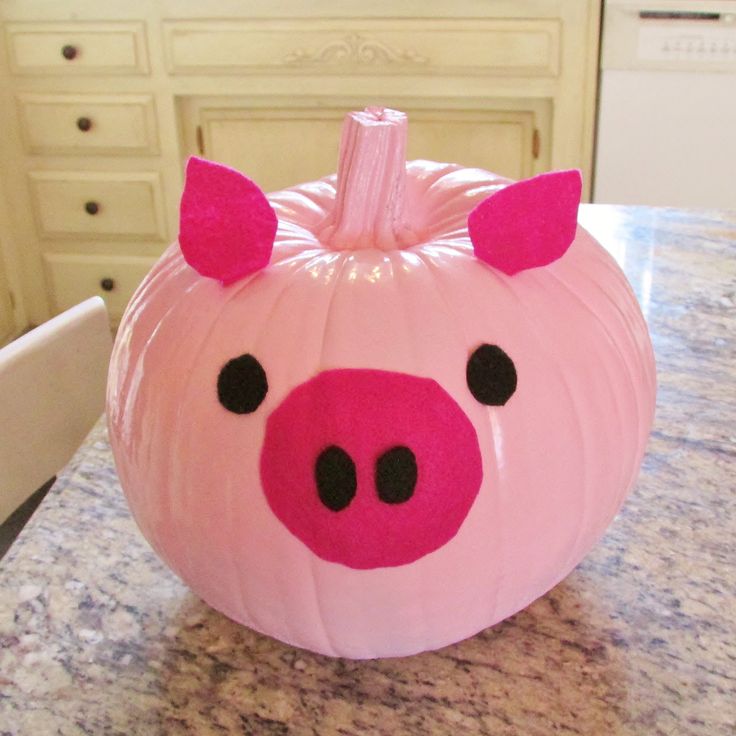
[18,94,158,156]
[44,254,157,322]
[29,172,167,241]
[6,22,148,75]
[164,19,560,77]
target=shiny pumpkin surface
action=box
[108,158,656,658]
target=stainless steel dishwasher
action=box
[594,0,736,207]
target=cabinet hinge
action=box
[196,125,204,155]
[532,129,541,159]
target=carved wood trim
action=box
[284,33,429,66]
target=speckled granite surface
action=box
[1,206,735,735]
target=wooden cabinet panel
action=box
[403,110,541,181]
[29,172,167,241]
[18,94,158,156]
[0,176,21,344]
[44,253,157,323]
[202,111,344,193]
[6,22,149,75]
[185,100,550,192]
[164,19,560,76]
[0,254,15,346]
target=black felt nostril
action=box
[375,446,417,504]
[315,446,357,512]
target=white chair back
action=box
[0,297,112,524]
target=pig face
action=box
[228,356,501,570]
[108,145,655,659]
[175,158,576,572]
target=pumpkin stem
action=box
[318,107,418,251]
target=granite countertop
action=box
[1,205,735,736]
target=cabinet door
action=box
[180,99,550,193]
[0,173,21,344]
[0,250,16,346]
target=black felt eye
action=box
[217,354,268,414]
[466,344,517,406]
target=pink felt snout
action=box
[260,369,483,570]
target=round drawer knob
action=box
[76,117,93,132]
[84,201,99,216]
[61,44,78,61]
[100,278,115,292]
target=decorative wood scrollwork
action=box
[284,33,429,66]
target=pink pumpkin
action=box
[107,108,656,659]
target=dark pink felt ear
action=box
[468,169,582,276]
[179,157,277,285]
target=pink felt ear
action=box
[468,169,582,276]
[179,157,278,285]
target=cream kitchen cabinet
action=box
[0,253,16,346]
[0,174,26,345]
[180,98,551,193]
[0,0,600,329]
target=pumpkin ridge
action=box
[522,263,634,566]
[547,244,656,511]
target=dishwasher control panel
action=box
[602,1,736,71]
[638,22,736,62]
